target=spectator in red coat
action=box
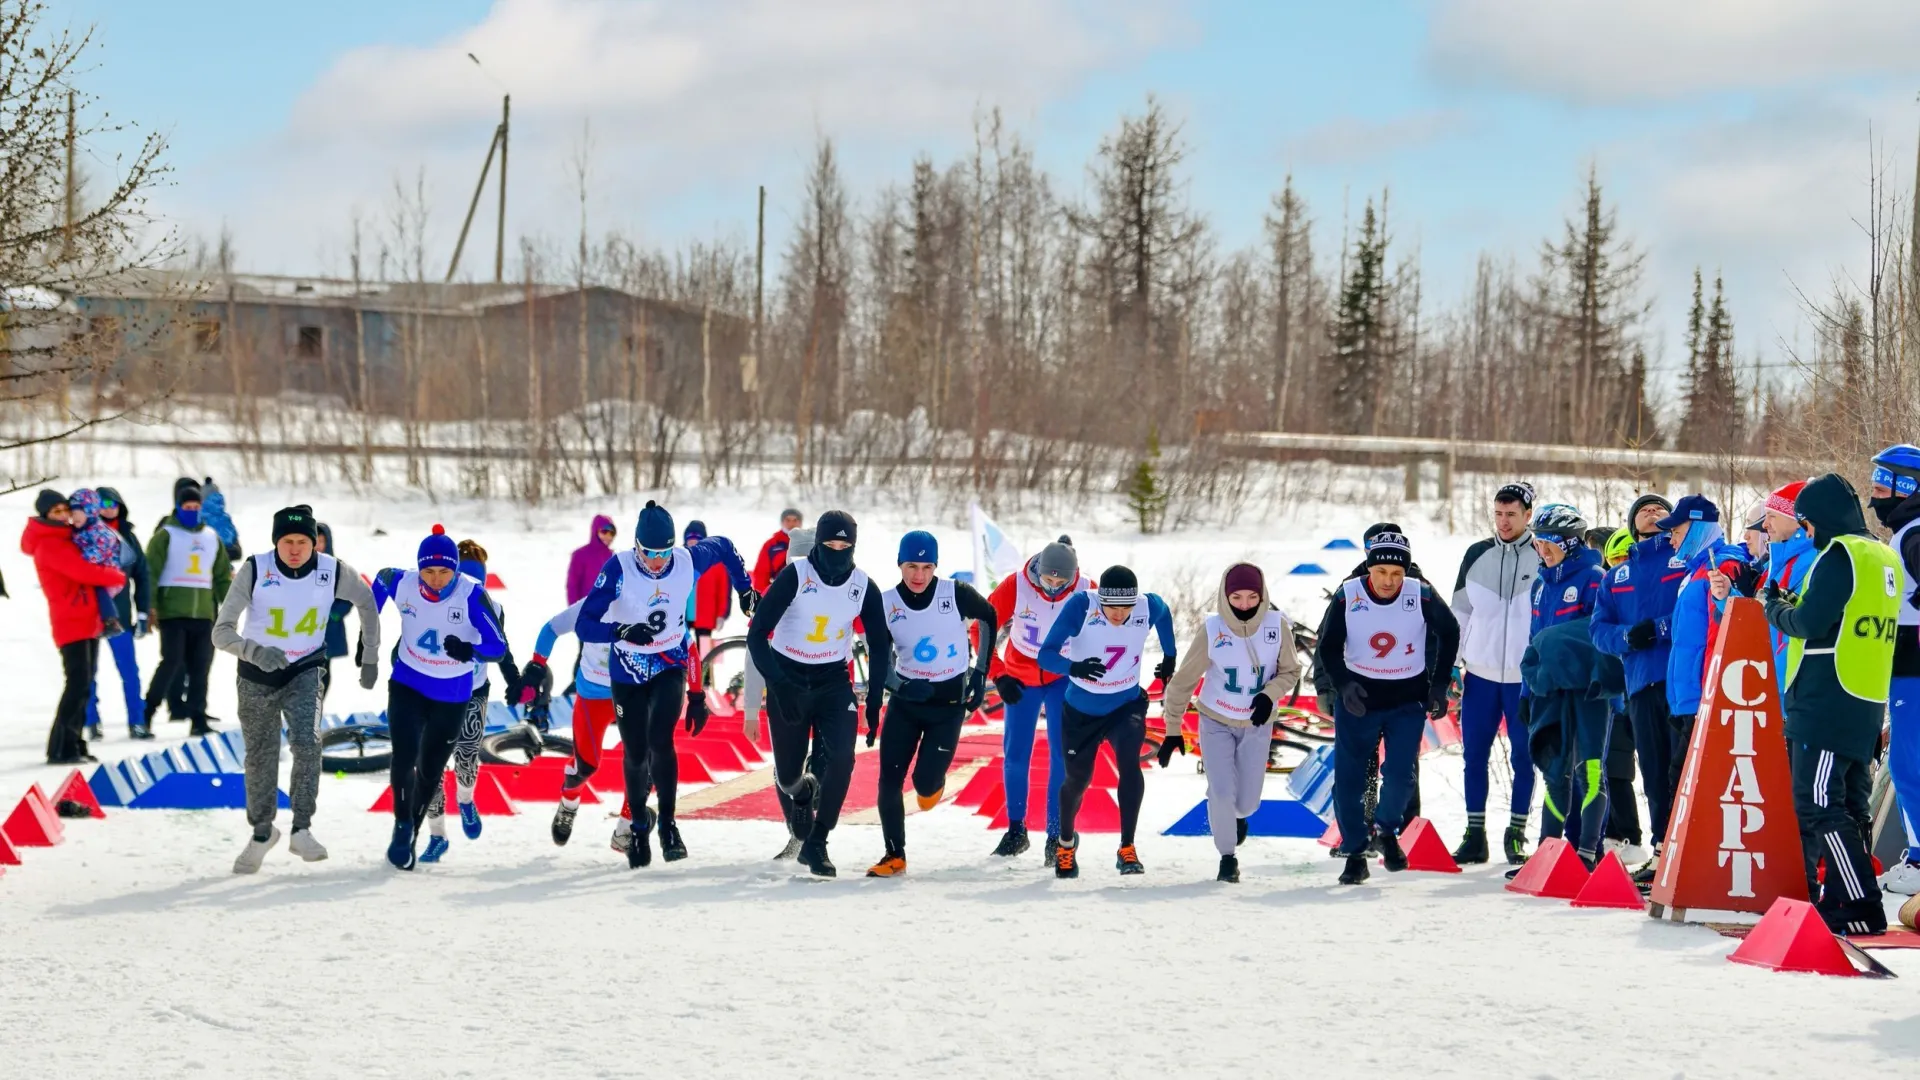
[566,514,616,605]
[751,507,804,594]
[684,520,733,646]
[21,489,127,764]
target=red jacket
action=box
[974,569,1089,687]
[751,530,790,594]
[693,563,732,631]
[20,517,127,647]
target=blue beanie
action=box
[637,500,675,551]
[417,525,458,571]
[683,519,708,543]
[898,529,938,565]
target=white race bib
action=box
[241,553,337,664]
[883,579,969,681]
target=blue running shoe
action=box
[420,835,450,863]
[386,820,417,871]
[459,800,482,840]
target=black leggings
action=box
[876,698,965,852]
[613,669,688,823]
[387,681,467,830]
[147,618,213,722]
[1058,694,1147,847]
[49,638,99,761]
[768,675,858,841]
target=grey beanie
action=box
[787,527,816,559]
[1036,541,1078,581]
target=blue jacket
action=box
[1530,546,1604,635]
[1037,591,1177,716]
[1590,534,1690,695]
[1521,616,1623,763]
[1764,532,1816,692]
[372,569,508,703]
[1665,540,1750,716]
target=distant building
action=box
[69,271,749,421]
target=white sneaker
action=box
[1604,838,1651,866]
[288,828,329,862]
[1880,859,1920,896]
[232,826,282,874]
[610,817,632,854]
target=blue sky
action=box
[61,0,1920,385]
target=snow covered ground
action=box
[2,456,1915,1078]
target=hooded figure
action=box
[1765,473,1900,934]
[685,519,734,634]
[198,478,243,560]
[1162,563,1302,878]
[567,514,617,606]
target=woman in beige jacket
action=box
[1161,563,1300,882]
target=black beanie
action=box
[1097,565,1139,606]
[273,505,318,543]
[35,488,68,520]
[1364,526,1411,568]
[174,477,203,507]
[809,510,858,586]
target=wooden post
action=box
[494,94,510,285]
[1436,454,1453,500]
[1404,452,1421,501]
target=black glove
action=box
[1069,657,1108,681]
[1154,655,1176,683]
[738,588,758,616]
[441,635,475,663]
[962,669,987,713]
[1338,682,1369,717]
[993,674,1024,707]
[516,659,551,706]
[684,690,709,735]
[617,621,657,646]
[1427,691,1449,720]
[1625,620,1657,651]
[865,696,883,747]
[1248,693,1274,726]
[1156,729,1185,767]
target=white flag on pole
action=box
[970,501,1024,587]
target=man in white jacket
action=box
[1449,481,1539,865]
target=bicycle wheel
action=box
[320,724,394,774]
[700,637,749,715]
[478,723,576,766]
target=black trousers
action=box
[48,638,99,762]
[1790,740,1876,904]
[612,670,687,824]
[768,675,858,841]
[387,681,467,831]
[1058,694,1147,847]
[147,618,213,723]
[876,698,965,852]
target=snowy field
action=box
[3,453,1917,1078]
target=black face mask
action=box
[810,543,855,586]
[1229,602,1262,623]
[1870,495,1903,527]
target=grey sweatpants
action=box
[426,689,487,818]
[1198,716,1270,856]
[237,667,325,832]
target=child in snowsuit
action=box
[67,488,125,636]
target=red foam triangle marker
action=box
[1394,817,1461,873]
[1728,898,1858,976]
[974,785,1006,821]
[1318,821,1341,848]
[0,827,20,866]
[369,786,396,812]
[485,572,505,590]
[444,771,517,816]
[1571,851,1646,910]
[1506,837,1588,898]
[4,784,64,847]
[954,760,1003,809]
[51,769,105,819]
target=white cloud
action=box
[1428,0,1920,103]
[174,0,1172,273]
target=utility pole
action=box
[753,184,765,420]
[62,89,75,261]
[495,94,510,284]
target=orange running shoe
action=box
[915,787,944,812]
[1116,845,1145,875]
[1054,837,1079,879]
[866,853,907,878]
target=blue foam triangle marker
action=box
[1322,538,1358,550]
[1288,563,1328,576]
[1161,798,1330,838]
[129,772,247,809]
[89,763,128,808]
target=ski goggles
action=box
[640,546,674,560]
[1872,465,1919,498]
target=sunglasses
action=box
[641,546,673,559]
[598,526,616,535]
